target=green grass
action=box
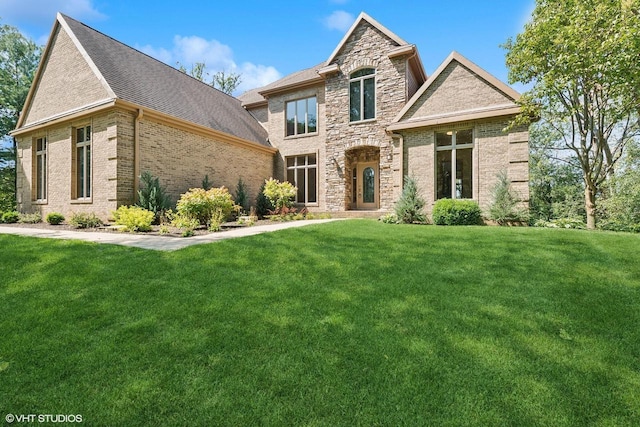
[1,220,639,426]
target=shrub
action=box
[488,171,528,225]
[202,174,212,191]
[68,212,103,229]
[171,213,200,237]
[136,171,171,223]
[394,175,427,224]
[263,178,296,213]
[379,213,399,224]
[432,199,482,225]
[1,211,20,224]
[45,212,65,225]
[235,177,249,213]
[175,187,237,226]
[19,212,42,224]
[534,218,586,229]
[255,182,274,218]
[113,205,154,232]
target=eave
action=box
[387,105,522,131]
[258,76,325,98]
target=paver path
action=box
[0,219,339,251]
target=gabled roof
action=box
[389,51,521,131]
[239,12,427,106]
[16,14,270,148]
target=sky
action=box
[0,0,535,95]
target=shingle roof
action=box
[60,14,269,147]
[238,63,325,107]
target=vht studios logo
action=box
[5,414,83,423]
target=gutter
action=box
[134,108,143,198]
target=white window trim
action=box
[349,69,377,123]
[286,153,319,206]
[285,96,318,138]
[435,129,474,200]
[35,136,47,202]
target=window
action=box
[75,125,92,199]
[35,137,47,201]
[436,129,473,200]
[350,68,376,122]
[286,154,317,204]
[286,97,317,136]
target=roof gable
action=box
[390,52,521,130]
[325,12,408,65]
[17,15,114,128]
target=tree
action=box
[504,0,640,229]
[0,21,41,211]
[177,61,242,95]
[394,175,426,224]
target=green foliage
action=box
[68,212,102,229]
[488,171,528,225]
[136,171,171,223]
[212,70,242,95]
[263,178,296,213]
[175,187,236,226]
[113,205,155,232]
[1,210,19,223]
[432,199,482,226]
[45,212,65,225]
[394,175,427,224]
[202,174,212,191]
[504,0,640,228]
[255,182,274,218]
[234,177,249,213]
[18,212,41,224]
[534,218,586,230]
[0,144,16,212]
[171,213,200,237]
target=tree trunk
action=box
[585,185,597,229]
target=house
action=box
[12,12,529,220]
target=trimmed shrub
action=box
[394,175,427,224]
[68,212,103,229]
[1,211,20,224]
[432,199,482,225]
[113,206,154,232]
[175,187,237,226]
[136,171,171,223]
[45,212,65,225]
[19,212,42,224]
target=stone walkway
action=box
[0,219,339,251]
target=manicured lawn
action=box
[1,220,639,426]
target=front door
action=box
[355,162,379,210]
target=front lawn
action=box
[1,221,639,426]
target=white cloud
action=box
[0,0,105,27]
[138,36,282,96]
[323,10,355,32]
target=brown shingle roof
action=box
[61,14,269,147]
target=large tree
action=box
[505,0,640,228]
[0,20,41,211]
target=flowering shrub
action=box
[263,178,296,213]
[175,187,237,226]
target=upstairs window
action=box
[436,129,473,200]
[34,137,47,201]
[349,68,376,122]
[286,96,317,136]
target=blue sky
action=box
[0,0,535,95]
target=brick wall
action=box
[23,26,110,126]
[138,117,274,207]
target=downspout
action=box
[134,108,143,200]
[389,132,404,198]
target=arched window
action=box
[349,68,375,122]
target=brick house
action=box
[12,12,528,220]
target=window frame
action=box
[285,96,318,138]
[34,136,47,202]
[349,68,376,123]
[285,153,318,205]
[435,129,474,200]
[73,124,92,201]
